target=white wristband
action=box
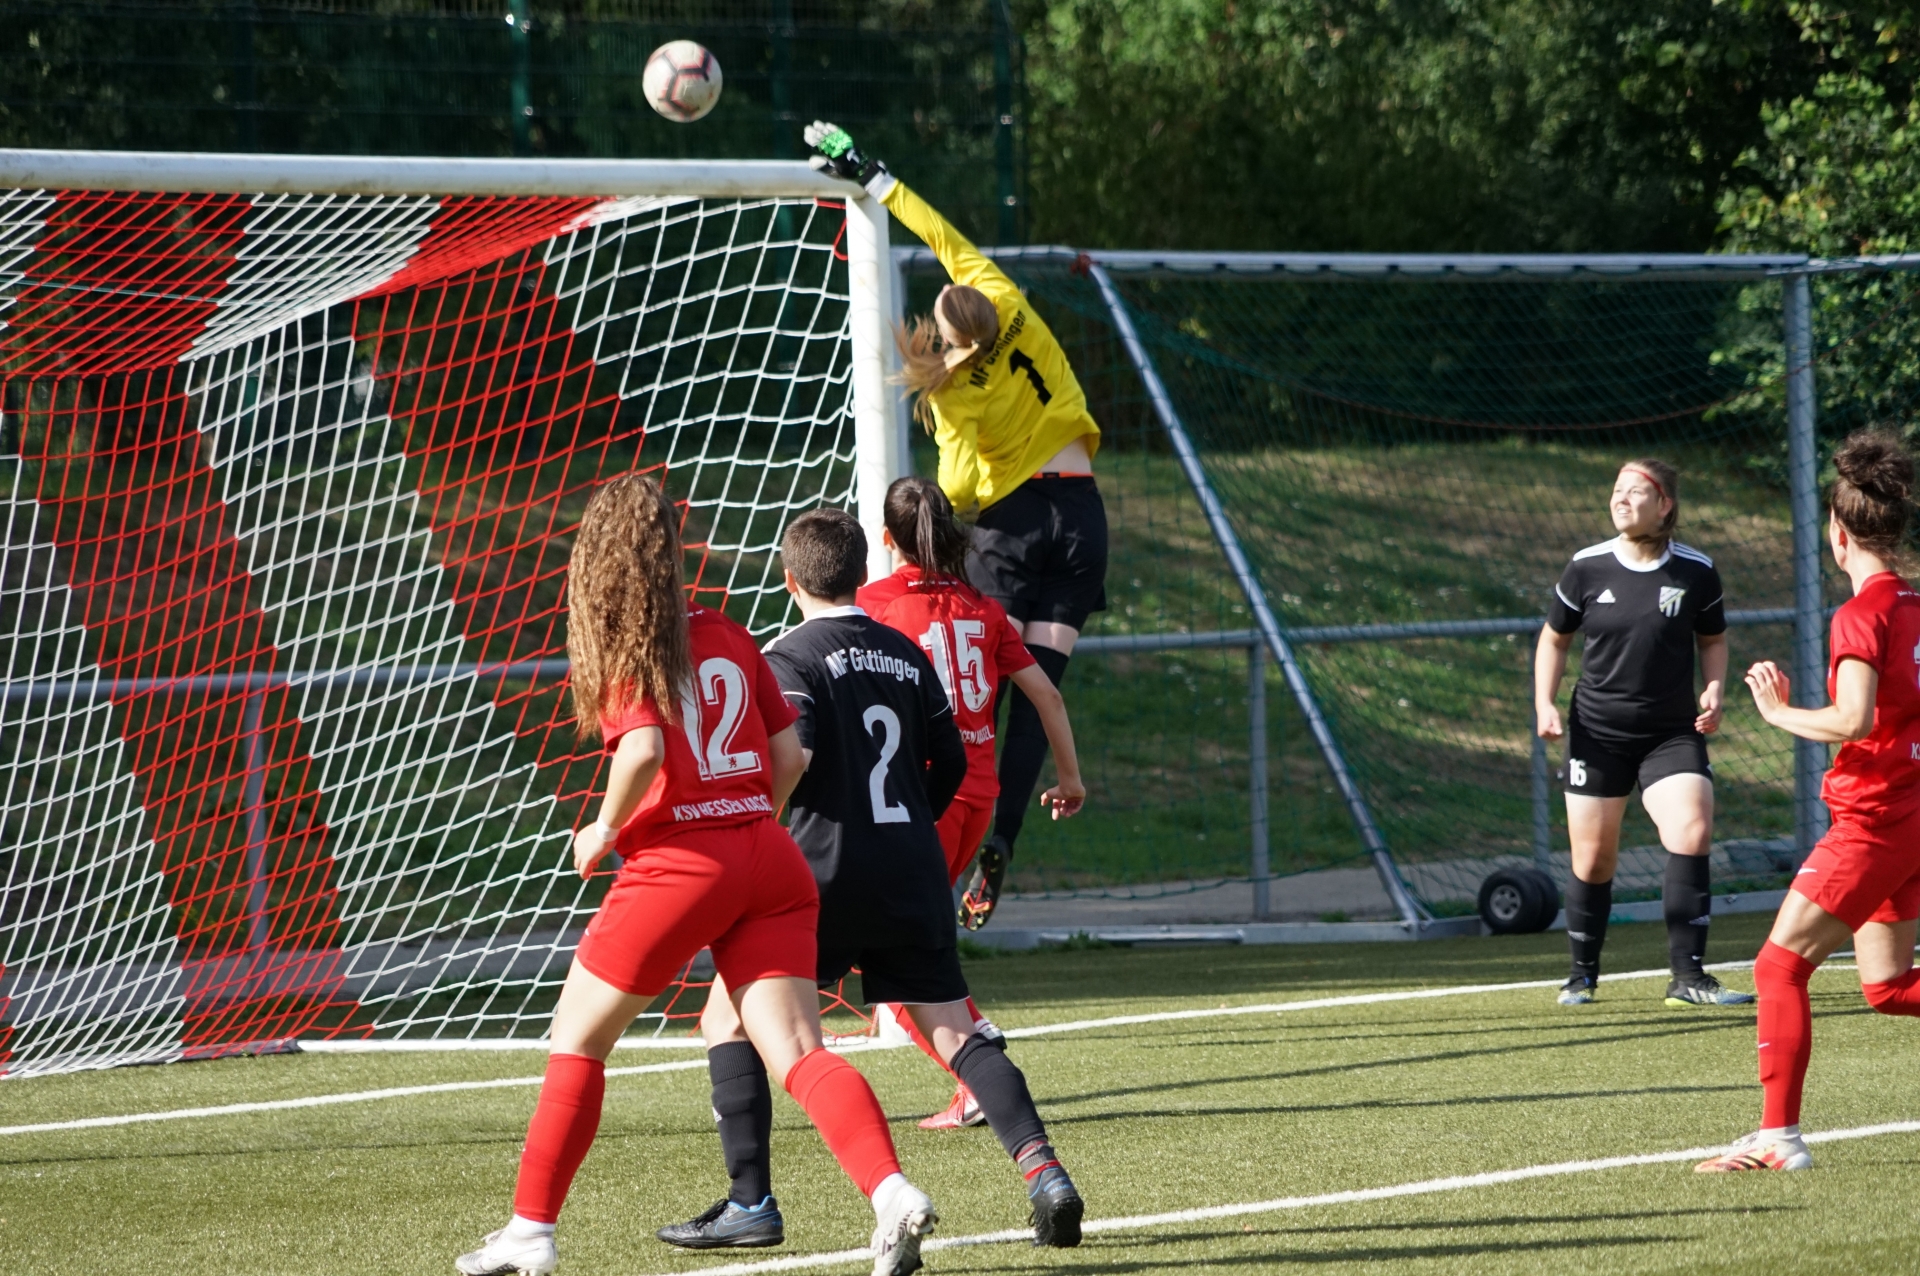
[592,820,618,840]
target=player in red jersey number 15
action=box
[456,475,935,1276]
[858,477,1086,1130]
[1698,432,1920,1174]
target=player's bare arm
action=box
[1745,657,1877,742]
[1696,632,1728,734]
[1533,623,1573,740]
[769,725,807,811]
[573,726,667,878]
[1008,663,1085,819]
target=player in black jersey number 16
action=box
[1534,460,1753,1009]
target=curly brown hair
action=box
[566,472,692,739]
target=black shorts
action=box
[968,475,1109,629]
[817,944,971,1006]
[1563,717,1711,799]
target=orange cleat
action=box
[918,1083,986,1130]
[1695,1131,1813,1172]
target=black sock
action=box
[1664,852,1712,978]
[992,645,1071,852]
[950,1031,1049,1161]
[1564,876,1612,982]
[707,1041,773,1206]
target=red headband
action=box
[1621,466,1666,500]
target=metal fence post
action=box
[1785,271,1828,860]
[1248,638,1270,920]
[1083,260,1429,927]
[241,689,271,953]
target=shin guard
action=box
[950,1032,1048,1160]
[1754,941,1817,1130]
[708,1041,774,1206]
[511,1053,606,1224]
[783,1048,901,1197]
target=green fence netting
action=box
[920,259,1920,912]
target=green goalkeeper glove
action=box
[804,120,895,196]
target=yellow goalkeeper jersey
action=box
[883,181,1101,512]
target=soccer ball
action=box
[643,41,722,123]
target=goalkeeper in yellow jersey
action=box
[807,121,1106,931]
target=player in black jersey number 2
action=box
[670,510,1085,1256]
[1535,460,1753,1008]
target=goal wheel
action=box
[1477,867,1559,934]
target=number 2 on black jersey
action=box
[1007,349,1052,405]
[861,704,911,824]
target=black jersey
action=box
[1546,538,1727,743]
[763,606,969,949]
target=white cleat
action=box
[870,1183,937,1276]
[455,1228,558,1276]
[1694,1129,1814,1173]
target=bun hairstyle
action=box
[1830,430,1914,559]
[566,473,692,739]
[1619,457,1680,546]
[883,475,971,582]
[895,284,1000,429]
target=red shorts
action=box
[936,797,994,886]
[575,818,819,997]
[1792,813,1920,931]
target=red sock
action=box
[1754,941,1817,1129]
[1862,968,1920,1016]
[511,1053,606,1224]
[783,1048,902,1196]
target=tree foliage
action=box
[1020,0,1817,252]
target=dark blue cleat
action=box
[655,1197,785,1250]
[1027,1165,1083,1248]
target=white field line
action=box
[0,1060,706,1136]
[648,1119,1920,1276]
[0,960,1761,1138]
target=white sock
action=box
[869,1172,910,1220]
[504,1215,556,1240]
[1757,1125,1801,1143]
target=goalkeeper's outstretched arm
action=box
[805,120,1101,520]
[804,120,1016,303]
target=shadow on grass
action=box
[1046,1017,1756,1107]
[1005,1233,1684,1271]
[1051,1082,1751,1127]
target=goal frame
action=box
[895,243,1901,929]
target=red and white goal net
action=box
[0,152,897,1076]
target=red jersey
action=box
[598,606,799,850]
[1822,572,1920,825]
[857,564,1035,804]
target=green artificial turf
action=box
[6,914,1919,1274]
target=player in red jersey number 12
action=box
[455,475,935,1276]
[1699,432,1920,1174]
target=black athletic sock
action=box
[1664,852,1713,979]
[1564,875,1613,982]
[992,645,1072,852]
[950,1031,1048,1161]
[707,1041,773,1206]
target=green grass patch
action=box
[8,915,1920,1273]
